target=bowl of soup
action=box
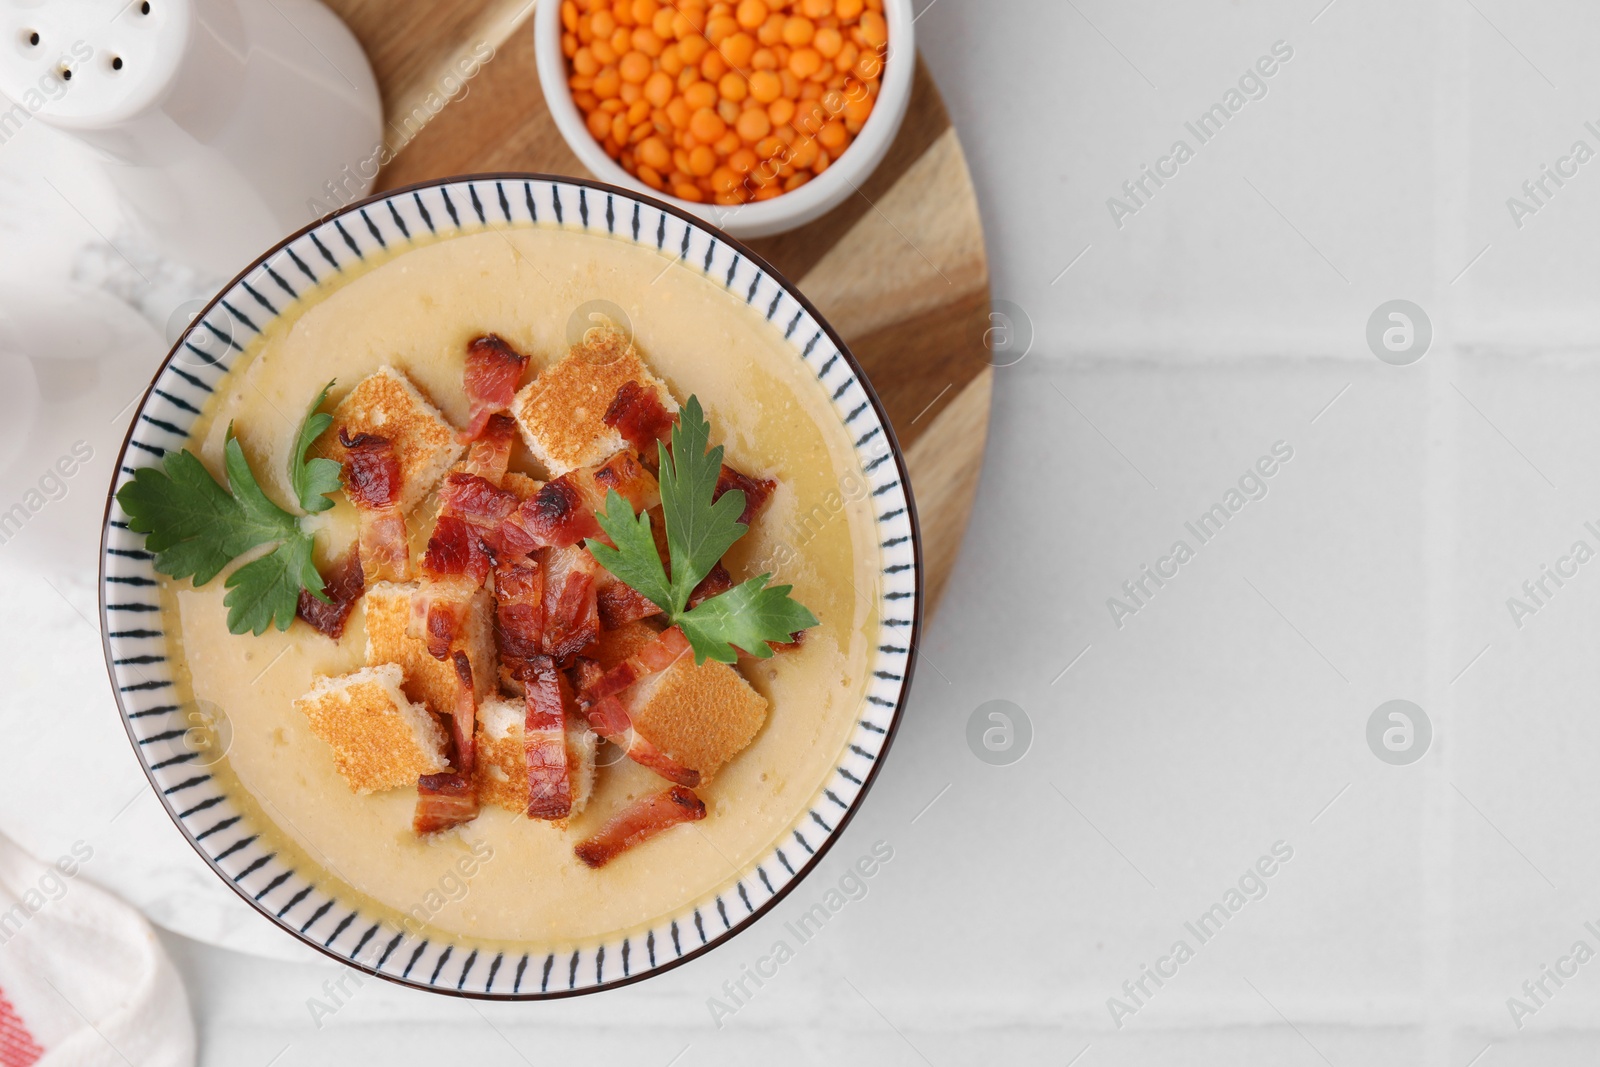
[98,174,921,996]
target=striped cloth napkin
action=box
[0,830,193,1066]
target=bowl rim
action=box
[96,171,924,999]
[531,0,916,236]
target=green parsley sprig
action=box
[587,395,818,665]
[116,382,341,636]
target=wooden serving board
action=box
[324,0,992,613]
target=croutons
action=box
[473,697,596,819]
[363,581,495,714]
[627,655,768,781]
[511,328,677,476]
[327,366,463,512]
[294,664,449,794]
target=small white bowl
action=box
[534,0,914,239]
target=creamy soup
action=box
[161,223,881,947]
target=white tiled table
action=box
[10,1,1600,1063]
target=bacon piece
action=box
[765,625,807,655]
[585,695,701,787]
[570,656,605,693]
[439,472,521,529]
[573,785,706,869]
[541,545,599,663]
[522,655,574,820]
[340,431,410,582]
[715,464,776,526]
[460,335,529,443]
[575,625,701,787]
[596,578,661,630]
[412,773,478,835]
[424,473,519,584]
[421,514,489,582]
[406,574,478,660]
[416,471,522,655]
[494,451,659,556]
[690,562,733,606]
[604,380,675,455]
[457,413,517,483]
[296,548,365,639]
[447,650,479,776]
[580,625,693,704]
[412,659,480,836]
[493,555,547,668]
[340,431,403,509]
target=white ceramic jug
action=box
[0,0,383,275]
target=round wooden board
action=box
[326,0,992,613]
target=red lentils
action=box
[562,0,887,203]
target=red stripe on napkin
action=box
[0,988,42,1067]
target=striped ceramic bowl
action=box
[97,174,921,997]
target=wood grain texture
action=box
[325,0,992,613]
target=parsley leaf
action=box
[291,381,341,514]
[587,394,818,664]
[224,528,322,636]
[116,396,341,636]
[117,447,281,586]
[657,395,747,614]
[679,574,819,664]
[589,488,673,613]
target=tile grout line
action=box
[1420,3,1473,1061]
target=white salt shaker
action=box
[0,0,383,275]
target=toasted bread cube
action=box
[474,697,597,818]
[511,328,678,476]
[363,581,495,714]
[629,658,768,781]
[327,367,464,513]
[294,664,449,794]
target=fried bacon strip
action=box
[541,545,600,663]
[340,431,410,583]
[412,652,483,835]
[415,465,523,658]
[604,380,675,455]
[595,577,659,630]
[573,785,706,869]
[460,335,529,443]
[407,575,477,660]
[296,548,365,639]
[413,773,478,836]
[575,626,699,786]
[715,464,776,526]
[493,451,659,556]
[439,471,521,526]
[493,555,546,669]
[457,413,517,484]
[582,625,693,704]
[447,651,479,775]
[421,514,492,586]
[522,655,574,820]
[585,695,701,787]
[570,656,605,693]
[691,562,735,605]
